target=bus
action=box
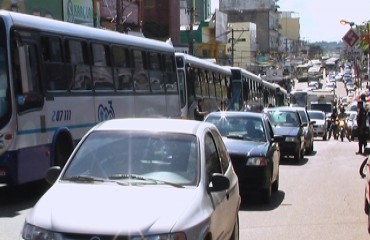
[227,67,288,111]
[290,89,309,107]
[175,52,231,119]
[0,10,180,185]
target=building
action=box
[219,0,280,54]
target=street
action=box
[1,77,370,239]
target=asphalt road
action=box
[1,76,369,240]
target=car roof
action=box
[264,106,302,112]
[307,110,325,114]
[206,111,264,118]
[90,118,214,135]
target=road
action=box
[1,77,369,239]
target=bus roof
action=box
[1,10,175,52]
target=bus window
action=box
[163,54,177,93]
[132,49,150,91]
[66,39,92,91]
[91,43,114,91]
[200,70,208,98]
[208,72,216,98]
[14,39,43,112]
[192,68,201,98]
[41,36,68,91]
[112,45,133,91]
[147,52,164,92]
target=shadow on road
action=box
[0,180,49,217]
[239,190,285,211]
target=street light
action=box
[340,19,355,27]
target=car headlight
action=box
[285,136,298,142]
[21,223,62,240]
[247,157,268,166]
[131,232,186,240]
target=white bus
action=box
[0,10,180,185]
[227,67,288,111]
[175,52,231,119]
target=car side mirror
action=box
[209,173,230,192]
[45,166,62,185]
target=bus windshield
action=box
[0,24,11,129]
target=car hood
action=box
[222,138,269,156]
[273,126,300,136]
[26,182,202,235]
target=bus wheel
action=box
[54,135,74,168]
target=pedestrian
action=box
[194,98,207,121]
[242,100,251,112]
[356,101,367,155]
[218,100,227,111]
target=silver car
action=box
[308,110,327,140]
[21,119,241,240]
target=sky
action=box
[211,0,370,43]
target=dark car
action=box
[204,111,283,203]
[290,106,315,154]
[263,107,306,163]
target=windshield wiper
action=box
[64,175,105,183]
[108,174,184,188]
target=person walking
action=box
[194,98,207,121]
[356,101,367,155]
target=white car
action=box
[308,110,327,140]
[21,119,241,240]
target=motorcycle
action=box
[338,119,347,142]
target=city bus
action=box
[175,52,231,119]
[290,89,309,107]
[0,10,180,185]
[227,66,288,111]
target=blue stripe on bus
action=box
[17,123,96,135]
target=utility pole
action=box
[185,0,195,55]
[116,0,124,33]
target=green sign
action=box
[63,0,94,27]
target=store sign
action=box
[342,28,360,47]
[63,0,94,27]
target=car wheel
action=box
[262,181,272,204]
[272,172,279,192]
[229,214,239,240]
[294,149,301,163]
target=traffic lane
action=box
[0,180,49,240]
[238,139,369,239]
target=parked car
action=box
[263,107,306,163]
[308,110,327,140]
[204,111,283,203]
[21,119,241,240]
[290,106,315,154]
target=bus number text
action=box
[52,110,72,122]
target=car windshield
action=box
[266,110,300,127]
[62,131,199,186]
[308,111,324,120]
[205,115,266,142]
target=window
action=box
[66,39,91,91]
[41,36,67,91]
[91,43,114,91]
[205,133,222,179]
[112,46,132,91]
